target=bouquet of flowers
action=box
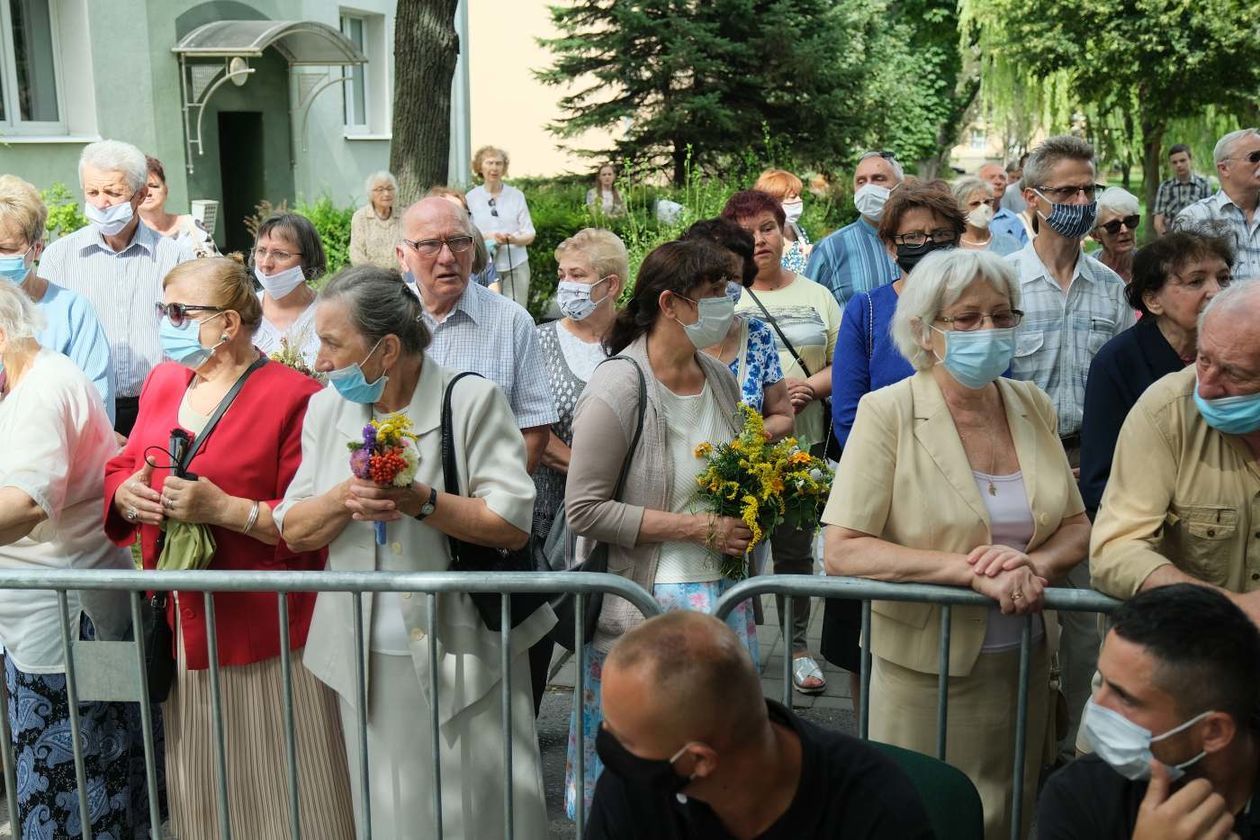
[347,414,420,545]
[693,404,834,580]
[268,337,324,383]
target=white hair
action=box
[1199,278,1260,332]
[891,249,1021,371]
[1214,128,1260,165]
[364,170,398,194]
[78,140,148,193]
[0,281,45,343]
[951,176,992,207]
[858,150,905,182]
[1097,186,1140,217]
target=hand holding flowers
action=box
[347,414,420,544]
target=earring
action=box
[220,334,229,342]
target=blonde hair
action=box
[555,228,630,283]
[471,146,510,180]
[0,175,48,245]
[754,169,804,201]
[163,256,263,335]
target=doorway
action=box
[217,111,265,255]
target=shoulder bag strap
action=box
[440,371,483,498]
[744,288,813,378]
[180,355,267,473]
[598,355,647,497]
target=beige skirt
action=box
[164,615,356,840]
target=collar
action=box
[1016,241,1092,288]
[79,219,159,257]
[335,350,444,442]
[420,279,480,327]
[855,217,880,236]
[1212,189,1257,216]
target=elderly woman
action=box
[1079,231,1232,517]
[952,176,1022,256]
[563,239,760,815]
[105,257,352,839]
[139,155,219,257]
[253,213,327,366]
[824,248,1089,840]
[273,266,552,839]
[755,168,812,273]
[425,185,501,291]
[585,163,626,217]
[0,283,145,837]
[466,146,536,308]
[1091,187,1142,284]
[0,174,114,417]
[349,171,402,269]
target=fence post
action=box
[1010,617,1033,840]
[427,592,444,840]
[500,594,514,840]
[574,592,587,838]
[128,591,164,835]
[936,605,952,761]
[351,593,372,840]
[276,592,302,840]
[204,592,233,839]
[859,600,872,740]
[56,592,93,840]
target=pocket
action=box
[871,599,932,630]
[1087,318,1116,354]
[1162,506,1238,586]
[1014,331,1044,358]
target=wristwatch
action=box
[415,485,438,521]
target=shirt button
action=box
[410,628,425,642]
[391,542,402,555]
[1207,529,1216,537]
[1254,531,1260,539]
[1252,573,1260,582]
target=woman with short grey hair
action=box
[349,170,402,269]
[1091,186,1142,284]
[827,248,1088,839]
[952,176,1021,256]
[275,265,552,838]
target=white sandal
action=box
[791,654,826,695]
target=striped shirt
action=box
[410,278,557,429]
[1153,174,1212,221]
[1006,243,1136,437]
[803,218,898,308]
[38,222,195,397]
[1172,190,1260,282]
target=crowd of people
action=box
[0,125,1256,839]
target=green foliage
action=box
[40,183,88,240]
[293,197,355,279]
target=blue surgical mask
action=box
[1194,383,1260,435]
[159,313,227,369]
[85,200,135,237]
[0,247,33,284]
[932,326,1014,389]
[1033,192,1098,239]
[328,338,388,404]
[1081,698,1211,782]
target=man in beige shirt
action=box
[1091,279,1260,625]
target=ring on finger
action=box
[162,495,175,510]
[1011,590,1024,601]
[125,507,138,522]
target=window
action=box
[969,129,986,152]
[0,0,64,132]
[340,13,367,130]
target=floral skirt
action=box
[563,578,759,818]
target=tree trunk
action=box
[672,141,688,187]
[1140,117,1165,245]
[390,0,460,204]
[1120,107,1135,192]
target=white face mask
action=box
[966,204,995,230]
[254,264,308,299]
[782,198,804,224]
[675,294,735,349]
[85,200,135,237]
[1081,698,1212,782]
[854,184,893,222]
[557,277,611,321]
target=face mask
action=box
[1033,192,1098,239]
[966,204,994,230]
[782,198,804,224]
[159,313,227,369]
[675,294,735,349]
[595,727,694,797]
[896,239,954,275]
[557,277,610,322]
[854,184,893,222]
[0,248,32,284]
[328,338,388,404]
[1081,699,1211,782]
[1194,383,1260,435]
[932,326,1015,389]
[725,281,744,305]
[85,200,135,237]
[254,264,308,300]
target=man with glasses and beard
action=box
[1174,129,1260,281]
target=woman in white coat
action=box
[274,266,553,839]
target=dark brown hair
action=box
[877,179,966,244]
[1128,231,1235,315]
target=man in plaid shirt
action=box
[1153,144,1212,235]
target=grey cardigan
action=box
[564,333,742,651]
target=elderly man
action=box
[586,611,934,839]
[38,140,194,436]
[1037,584,1260,840]
[1007,135,1136,761]
[1153,145,1213,236]
[1174,128,1260,282]
[1092,282,1260,631]
[1002,154,1030,214]
[803,151,901,308]
[978,162,1030,246]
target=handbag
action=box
[142,356,266,703]
[542,356,646,651]
[441,371,550,631]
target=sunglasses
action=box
[488,197,499,217]
[155,302,225,327]
[1225,150,1260,165]
[1099,215,1141,235]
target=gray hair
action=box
[1214,128,1260,165]
[951,176,992,208]
[858,150,905,182]
[0,281,45,343]
[1199,278,1260,333]
[1097,186,1140,217]
[364,170,398,195]
[1022,135,1095,193]
[319,266,430,355]
[78,140,148,193]
[891,249,1021,371]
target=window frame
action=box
[0,0,68,135]
[339,11,369,133]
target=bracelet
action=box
[242,501,261,534]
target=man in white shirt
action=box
[1173,128,1260,282]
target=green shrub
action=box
[41,183,88,241]
[294,197,354,279]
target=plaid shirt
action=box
[1006,244,1136,437]
[1172,190,1260,282]
[1153,174,1212,221]
[803,218,898,308]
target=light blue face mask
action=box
[328,338,388,404]
[0,247,32,284]
[932,326,1015,389]
[1194,383,1260,435]
[159,313,226,369]
[85,200,135,237]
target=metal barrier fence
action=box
[712,575,1121,840]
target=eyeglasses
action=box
[371,186,396,194]
[1098,214,1141,235]
[1223,150,1260,165]
[1035,183,1104,202]
[488,197,499,218]
[893,228,958,247]
[155,302,225,327]
[402,236,475,258]
[935,309,1024,331]
[253,247,302,263]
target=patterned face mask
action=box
[1033,192,1098,239]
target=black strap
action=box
[179,355,268,473]
[744,289,813,378]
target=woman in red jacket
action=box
[105,256,354,840]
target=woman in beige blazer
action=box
[823,249,1089,840]
[273,266,554,840]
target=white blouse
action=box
[466,184,534,271]
[254,295,320,368]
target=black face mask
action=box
[595,726,693,796]
[895,239,956,275]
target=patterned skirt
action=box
[563,578,759,818]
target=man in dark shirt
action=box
[585,611,934,839]
[1037,585,1260,840]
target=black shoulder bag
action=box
[441,371,550,631]
[141,356,266,703]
